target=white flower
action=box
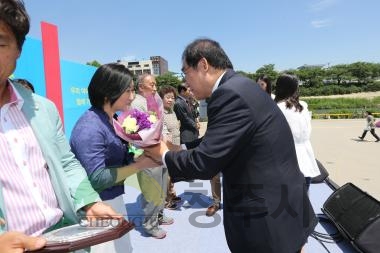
[148,114,157,124]
[122,116,139,133]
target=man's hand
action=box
[163,139,182,152]
[143,141,169,161]
[84,202,123,221]
[134,154,162,167]
[0,231,46,253]
[161,136,181,151]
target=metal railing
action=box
[312,112,380,119]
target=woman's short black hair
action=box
[88,63,134,109]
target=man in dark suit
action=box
[145,38,317,253]
[174,83,200,144]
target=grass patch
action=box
[303,96,380,118]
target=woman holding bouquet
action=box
[70,63,159,253]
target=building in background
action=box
[118,56,168,76]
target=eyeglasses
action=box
[164,95,175,100]
[181,58,204,76]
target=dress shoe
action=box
[206,203,221,217]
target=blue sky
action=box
[24,0,380,74]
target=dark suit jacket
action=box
[173,95,199,143]
[165,70,317,253]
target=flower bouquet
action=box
[113,93,163,148]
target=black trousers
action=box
[360,129,380,140]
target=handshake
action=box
[140,138,182,165]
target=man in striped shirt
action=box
[0,0,120,245]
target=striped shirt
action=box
[0,81,62,235]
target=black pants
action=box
[360,129,380,140]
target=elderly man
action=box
[131,74,174,239]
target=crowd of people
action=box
[5,0,369,253]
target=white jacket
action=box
[277,101,320,177]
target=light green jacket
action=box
[0,82,101,233]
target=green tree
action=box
[255,64,279,82]
[348,62,372,84]
[86,60,101,67]
[325,64,350,85]
[372,63,380,79]
[296,66,324,87]
[236,70,256,81]
[156,72,182,90]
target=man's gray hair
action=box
[137,73,152,87]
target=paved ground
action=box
[200,119,380,200]
[310,119,380,200]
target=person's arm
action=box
[166,89,253,181]
[88,156,160,192]
[146,89,253,181]
[369,115,376,127]
[47,101,101,211]
[0,231,46,253]
[82,201,123,220]
[70,118,160,193]
[31,98,120,221]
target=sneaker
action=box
[172,196,182,202]
[165,202,178,210]
[358,136,364,140]
[159,215,174,225]
[182,200,191,209]
[148,228,167,239]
